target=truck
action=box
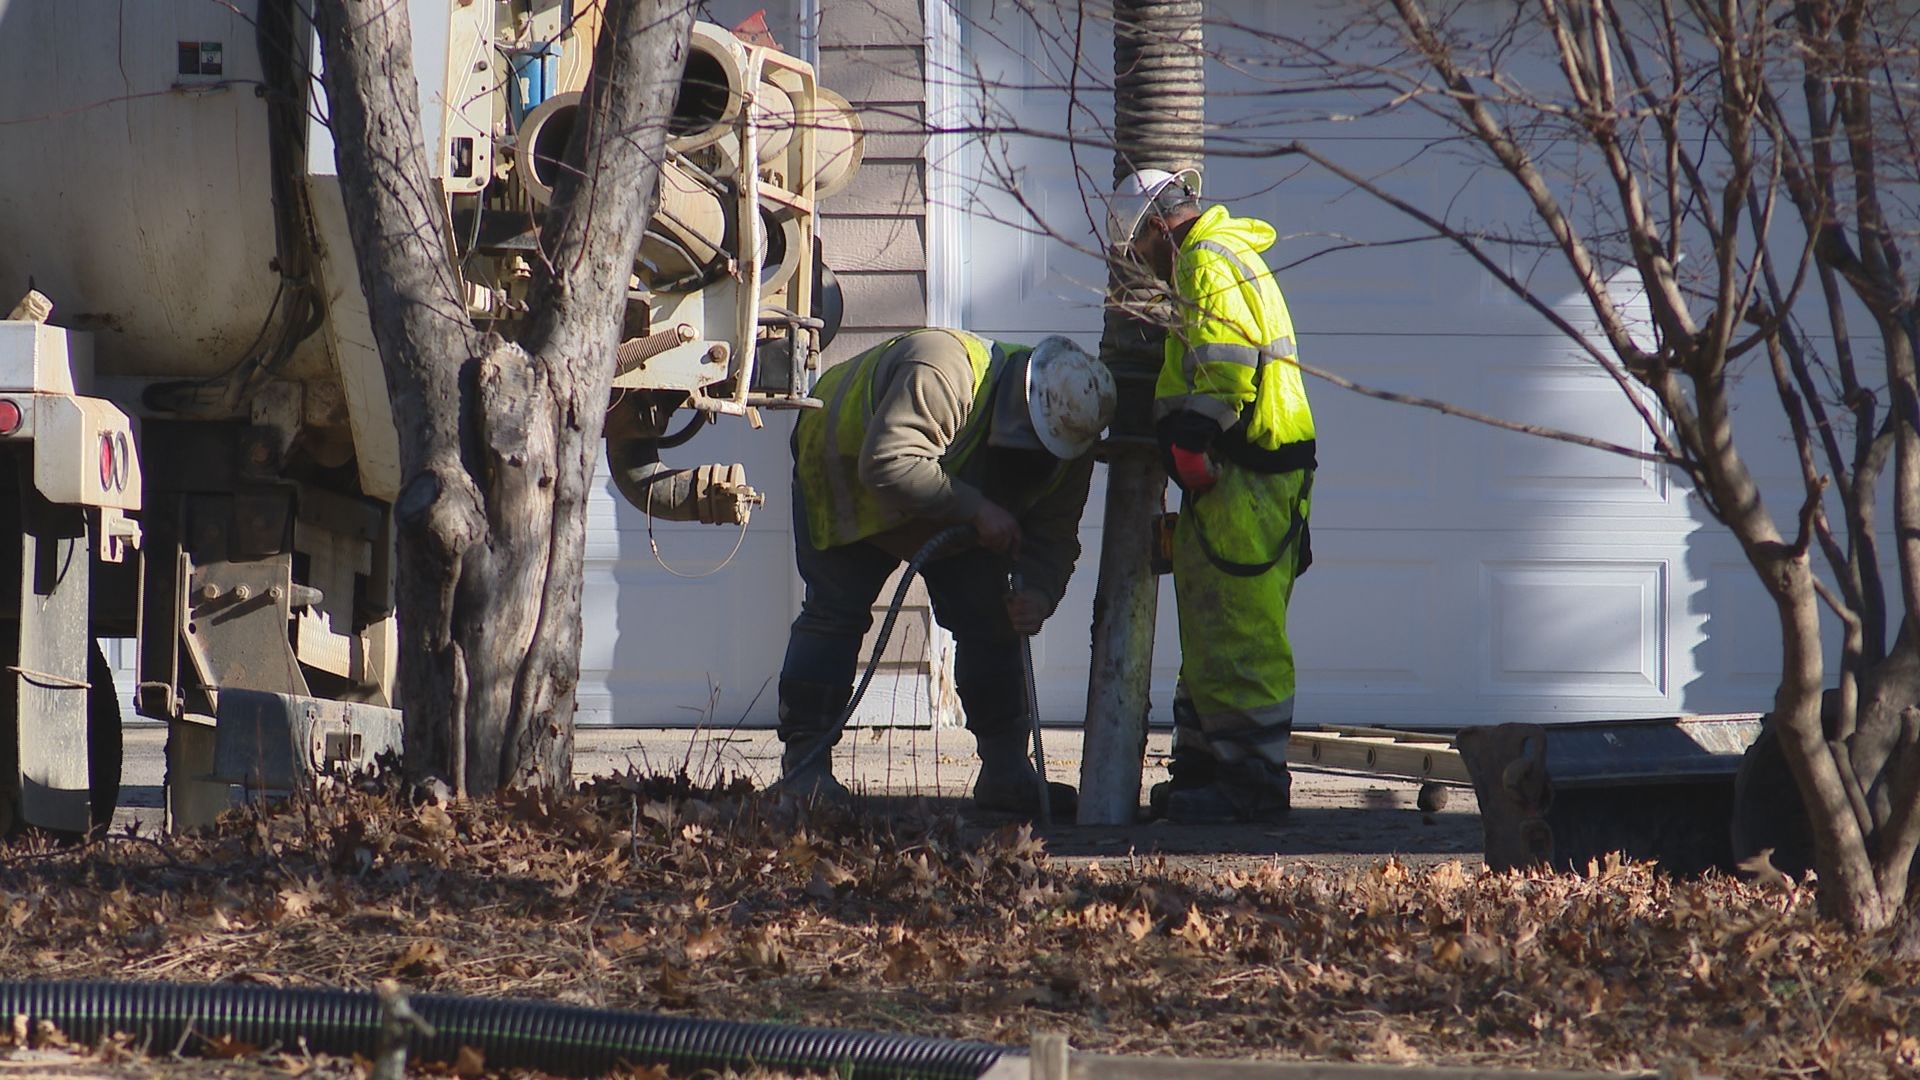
[0,0,861,834]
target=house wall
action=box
[943,0,1862,729]
[817,0,930,362]
[557,0,1842,732]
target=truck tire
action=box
[87,639,122,836]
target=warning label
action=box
[177,41,224,76]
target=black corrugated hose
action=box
[0,980,1013,1078]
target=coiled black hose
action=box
[0,980,1012,1079]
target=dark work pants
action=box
[780,492,1025,744]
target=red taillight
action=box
[0,399,19,436]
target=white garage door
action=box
[938,0,1830,728]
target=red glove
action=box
[1169,445,1218,493]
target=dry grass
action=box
[2,770,1916,1077]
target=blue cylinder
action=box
[508,43,562,126]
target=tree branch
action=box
[1285,142,1692,470]
[1390,0,1672,369]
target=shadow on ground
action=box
[844,789,1484,870]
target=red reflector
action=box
[0,399,18,436]
[100,433,115,490]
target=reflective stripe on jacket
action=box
[794,329,1001,550]
[1153,205,1316,452]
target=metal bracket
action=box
[96,505,141,563]
[210,689,402,795]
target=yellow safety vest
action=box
[795,329,1003,550]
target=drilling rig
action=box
[0,0,862,833]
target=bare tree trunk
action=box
[316,0,693,793]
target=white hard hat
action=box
[1106,167,1202,253]
[1025,337,1117,459]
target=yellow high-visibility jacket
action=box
[1154,206,1316,739]
[1153,205,1315,456]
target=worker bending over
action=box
[778,329,1116,815]
[1110,168,1317,824]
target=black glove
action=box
[1156,410,1220,454]
[1157,411,1222,491]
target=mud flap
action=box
[1456,724,1554,871]
[7,497,93,834]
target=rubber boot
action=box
[1149,744,1219,819]
[1165,758,1291,824]
[775,680,851,802]
[972,731,1077,819]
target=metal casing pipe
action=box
[1080,0,1206,825]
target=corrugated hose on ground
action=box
[0,980,1014,1078]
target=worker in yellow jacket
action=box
[779,330,1116,816]
[1110,168,1316,823]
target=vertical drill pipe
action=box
[1022,636,1051,827]
[1013,574,1052,827]
[1078,0,1205,824]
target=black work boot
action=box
[1149,745,1218,819]
[775,680,852,802]
[1165,758,1291,824]
[780,736,850,801]
[972,731,1077,819]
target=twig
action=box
[372,980,436,1080]
[1788,475,1829,558]
[1291,354,1677,464]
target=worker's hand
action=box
[1169,445,1219,494]
[1005,588,1051,634]
[972,500,1022,555]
